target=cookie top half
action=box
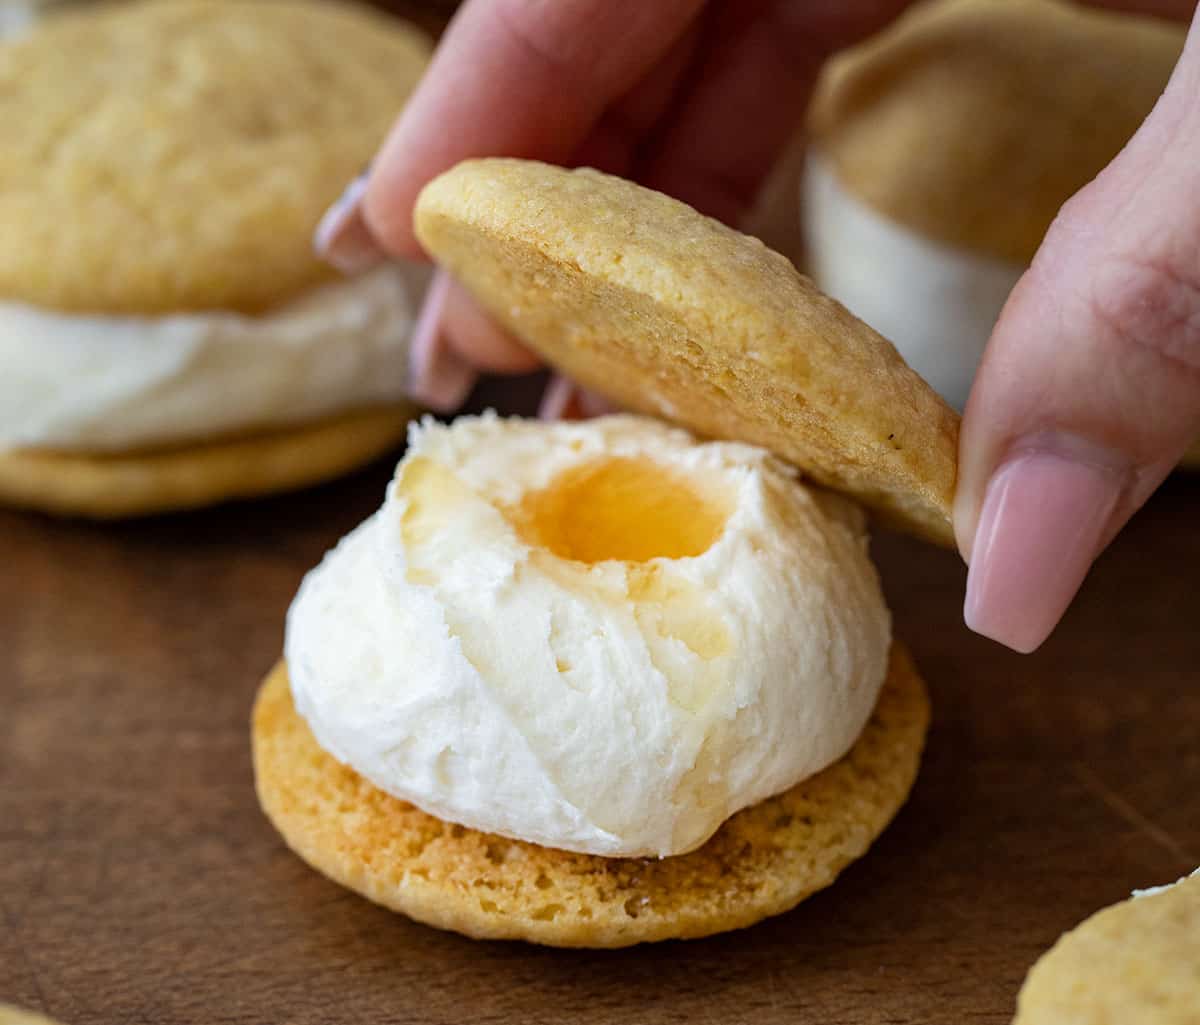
[416,159,959,545]
[811,0,1183,264]
[0,0,429,315]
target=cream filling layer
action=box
[1133,867,1200,900]
[803,151,1025,411]
[285,413,892,858]
[0,263,429,451]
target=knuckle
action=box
[1086,250,1200,377]
[490,0,590,79]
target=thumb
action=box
[955,9,1200,653]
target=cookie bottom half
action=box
[0,405,413,519]
[252,644,930,947]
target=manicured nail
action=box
[538,374,577,421]
[314,172,385,275]
[538,376,619,421]
[964,447,1124,653]
[407,272,478,413]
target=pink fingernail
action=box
[408,272,478,413]
[538,375,578,421]
[577,389,619,418]
[538,376,619,421]
[964,448,1124,653]
[314,173,386,275]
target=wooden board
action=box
[3,373,1198,1023]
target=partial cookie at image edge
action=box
[1014,869,1200,1025]
[0,1004,64,1025]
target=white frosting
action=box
[1133,867,1200,900]
[1,0,75,37]
[286,413,892,858]
[0,263,429,451]
[803,151,1024,411]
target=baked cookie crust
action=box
[252,644,930,948]
[1014,870,1200,1025]
[0,0,429,314]
[0,406,412,519]
[415,159,959,545]
[810,0,1183,265]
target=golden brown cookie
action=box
[1014,870,1200,1025]
[252,644,930,948]
[0,1005,63,1025]
[810,0,1183,265]
[0,406,412,519]
[0,0,429,314]
[415,159,959,546]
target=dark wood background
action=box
[4,2,1199,1022]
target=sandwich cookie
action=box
[0,0,432,517]
[1014,868,1200,1025]
[0,1006,64,1025]
[254,159,948,946]
[805,0,1184,413]
[0,0,68,38]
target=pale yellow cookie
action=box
[415,159,959,546]
[0,1004,63,1025]
[811,0,1183,265]
[0,406,411,519]
[0,0,430,314]
[0,0,430,514]
[252,644,930,948]
[1014,870,1200,1025]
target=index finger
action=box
[363,0,705,259]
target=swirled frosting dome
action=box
[285,414,891,857]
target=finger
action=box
[571,21,702,176]
[440,275,542,374]
[407,271,478,412]
[956,10,1200,653]
[313,170,380,275]
[538,375,621,421]
[538,374,580,421]
[638,0,912,223]
[364,0,705,259]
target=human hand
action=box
[315,0,916,411]
[956,1,1200,652]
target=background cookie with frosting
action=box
[0,0,431,518]
[804,0,1184,415]
[252,159,957,947]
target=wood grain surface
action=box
[4,3,1200,1023]
[3,371,1198,1024]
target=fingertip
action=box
[407,272,478,412]
[441,277,543,374]
[962,594,1043,655]
[538,376,621,421]
[952,482,978,566]
[363,163,427,263]
[960,446,1124,654]
[314,172,388,274]
[538,374,577,421]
